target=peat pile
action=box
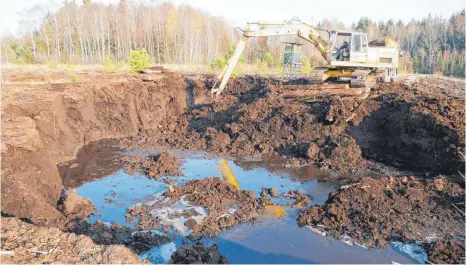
[296,175,465,263]
[169,243,229,264]
[424,239,465,264]
[351,83,465,174]
[1,217,147,264]
[127,177,259,237]
[127,177,312,237]
[146,76,368,174]
[141,76,464,177]
[64,219,173,254]
[120,152,183,179]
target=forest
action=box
[1,0,464,77]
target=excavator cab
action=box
[330,31,369,63]
[330,31,351,61]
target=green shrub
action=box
[257,60,267,71]
[211,56,227,69]
[129,49,151,73]
[70,74,78,82]
[263,52,275,67]
[103,56,126,73]
[301,57,313,76]
[46,60,58,69]
[43,73,52,83]
[238,56,246,64]
[63,64,76,74]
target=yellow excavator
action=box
[211,18,400,98]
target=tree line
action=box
[1,0,464,77]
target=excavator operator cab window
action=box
[331,32,352,61]
[351,33,368,53]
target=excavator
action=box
[211,18,400,98]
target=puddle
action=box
[75,149,422,264]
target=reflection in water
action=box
[58,139,123,188]
[75,149,420,264]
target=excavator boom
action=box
[211,18,399,98]
[211,19,332,97]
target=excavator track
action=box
[309,69,328,84]
[280,69,375,101]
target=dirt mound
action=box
[142,75,464,177]
[165,177,259,237]
[127,177,312,237]
[168,243,229,264]
[351,83,465,174]
[1,70,187,225]
[411,76,465,100]
[296,175,464,260]
[424,239,465,264]
[121,152,183,179]
[64,218,173,254]
[60,189,95,219]
[1,217,147,264]
[135,177,259,237]
[145,76,368,175]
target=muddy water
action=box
[74,148,423,264]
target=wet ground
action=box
[75,148,425,264]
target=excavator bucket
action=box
[217,159,240,190]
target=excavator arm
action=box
[211,19,332,97]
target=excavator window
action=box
[351,34,362,52]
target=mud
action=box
[60,188,95,219]
[1,69,187,225]
[424,239,465,264]
[120,152,183,179]
[2,68,465,263]
[139,75,464,178]
[1,217,147,264]
[129,177,259,237]
[58,139,124,188]
[297,176,465,262]
[127,176,314,239]
[351,83,465,175]
[168,242,230,264]
[64,218,173,254]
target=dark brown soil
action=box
[60,189,95,219]
[1,217,148,264]
[120,151,183,179]
[166,177,259,237]
[351,83,465,175]
[424,239,465,264]
[168,242,229,264]
[137,75,464,178]
[2,70,187,226]
[127,177,312,237]
[296,175,465,262]
[64,218,173,254]
[2,69,465,263]
[3,71,463,227]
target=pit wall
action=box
[1,72,187,225]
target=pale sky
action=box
[0,0,464,36]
